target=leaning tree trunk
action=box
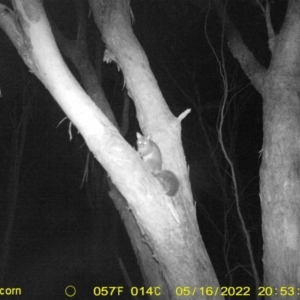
[88,1,225,296]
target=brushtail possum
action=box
[136,132,179,196]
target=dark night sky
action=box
[0,0,288,299]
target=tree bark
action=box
[213,0,300,290]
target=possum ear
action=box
[136,132,142,139]
[146,135,151,140]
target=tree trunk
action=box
[212,0,300,290]
[88,0,221,296]
[260,73,300,287]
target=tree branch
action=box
[211,0,266,93]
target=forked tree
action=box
[210,0,300,291]
[0,0,221,299]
